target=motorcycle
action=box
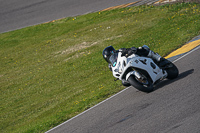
[109,51,179,92]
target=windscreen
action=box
[109,52,118,67]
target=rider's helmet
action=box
[102,46,116,63]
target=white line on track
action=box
[173,45,200,63]
[46,87,130,133]
[46,44,200,133]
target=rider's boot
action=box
[141,45,162,63]
[142,45,170,67]
[147,50,162,63]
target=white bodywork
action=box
[112,52,168,84]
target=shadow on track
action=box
[154,69,194,91]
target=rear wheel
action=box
[127,74,154,93]
[165,62,179,79]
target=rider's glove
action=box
[120,47,137,57]
[119,48,127,57]
[127,47,137,57]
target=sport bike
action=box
[110,51,179,92]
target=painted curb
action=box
[165,35,200,61]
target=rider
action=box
[102,45,164,86]
[103,45,163,69]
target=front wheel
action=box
[127,75,154,93]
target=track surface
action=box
[47,46,200,133]
[0,0,158,33]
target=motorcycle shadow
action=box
[153,69,194,91]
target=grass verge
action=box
[0,2,200,133]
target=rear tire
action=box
[165,62,179,79]
[128,75,154,93]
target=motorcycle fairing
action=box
[112,53,167,84]
[127,57,167,83]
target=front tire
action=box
[127,75,154,93]
[122,79,131,87]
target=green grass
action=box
[0,2,200,133]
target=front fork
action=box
[126,71,141,81]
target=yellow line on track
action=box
[154,0,176,4]
[101,1,141,11]
[165,39,200,59]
